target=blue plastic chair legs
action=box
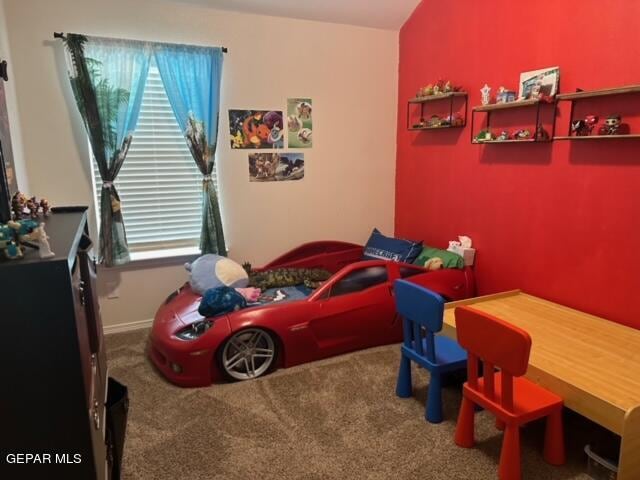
[426,371,443,423]
[396,355,413,398]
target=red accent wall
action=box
[396,0,640,329]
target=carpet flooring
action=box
[106,329,606,480]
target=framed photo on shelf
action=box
[518,66,560,100]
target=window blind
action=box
[93,61,217,252]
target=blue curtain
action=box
[154,44,226,255]
[64,35,151,266]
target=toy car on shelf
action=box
[149,241,476,387]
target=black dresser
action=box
[0,210,113,479]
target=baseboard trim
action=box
[104,318,154,335]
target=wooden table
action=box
[442,290,640,480]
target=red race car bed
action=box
[148,241,475,387]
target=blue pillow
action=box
[362,229,423,263]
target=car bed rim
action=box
[222,329,275,381]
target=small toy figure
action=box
[535,124,550,141]
[419,84,434,97]
[443,80,452,93]
[513,129,531,140]
[447,113,464,127]
[5,241,23,260]
[480,84,491,105]
[39,199,51,216]
[10,191,52,219]
[496,86,517,104]
[11,191,27,219]
[474,130,495,142]
[496,131,510,141]
[34,223,55,259]
[598,114,630,135]
[571,115,599,136]
[427,115,442,127]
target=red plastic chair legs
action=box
[543,409,566,466]
[498,424,522,480]
[454,396,476,448]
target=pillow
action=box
[362,228,423,263]
[185,254,249,295]
[413,246,464,269]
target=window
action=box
[330,266,389,297]
[92,59,217,252]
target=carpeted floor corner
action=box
[106,329,600,480]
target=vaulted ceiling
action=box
[168,0,421,30]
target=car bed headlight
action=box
[176,319,214,340]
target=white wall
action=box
[3,0,398,328]
[0,0,28,192]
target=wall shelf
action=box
[407,92,468,131]
[409,125,464,131]
[554,84,640,139]
[472,98,549,112]
[471,98,556,144]
[472,138,548,145]
[408,91,468,104]
[555,134,640,141]
[556,85,640,101]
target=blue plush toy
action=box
[185,254,249,296]
[198,286,247,318]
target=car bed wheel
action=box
[220,328,277,381]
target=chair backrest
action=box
[454,306,532,411]
[394,279,445,364]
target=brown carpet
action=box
[106,329,602,480]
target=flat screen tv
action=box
[0,59,17,223]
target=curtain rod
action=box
[53,32,228,53]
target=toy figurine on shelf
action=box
[480,84,491,105]
[474,130,495,142]
[445,113,464,127]
[535,124,550,141]
[10,191,52,219]
[496,86,517,104]
[428,115,442,127]
[571,115,598,136]
[496,131,510,141]
[513,129,531,140]
[598,114,630,135]
[412,118,427,129]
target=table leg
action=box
[618,405,640,480]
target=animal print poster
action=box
[248,153,304,182]
[287,98,312,148]
[229,110,284,149]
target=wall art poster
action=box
[248,153,304,182]
[518,66,560,100]
[229,110,284,149]
[287,98,312,148]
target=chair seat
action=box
[433,335,468,365]
[402,334,467,372]
[465,372,563,422]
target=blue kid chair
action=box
[394,279,468,423]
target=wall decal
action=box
[287,98,312,148]
[248,153,304,182]
[229,110,284,149]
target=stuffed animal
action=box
[424,257,444,271]
[198,286,247,318]
[185,254,249,296]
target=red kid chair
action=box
[453,306,565,480]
